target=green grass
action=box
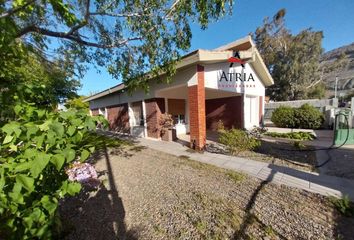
[293,140,306,149]
[329,195,354,217]
[264,225,276,237]
[178,156,221,172]
[264,131,316,141]
[153,225,166,235]
[83,132,132,151]
[195,220,207,233]
[226,170,245,183]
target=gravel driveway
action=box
[60,142,354,240]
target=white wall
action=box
[89,66,196,109]
[204,62,265,96]
[90,61,267,131]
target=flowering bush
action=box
[66,162,100,188]
[0,103,106,239]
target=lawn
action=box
[59,138,354,239]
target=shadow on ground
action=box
[59,130,354,239]
[59,139,143,240]
[231,166,354,239]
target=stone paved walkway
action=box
[135,137,354,201]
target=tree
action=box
[0,51,81,120]
[307,82,326,99]
[65,96,89,111]
[1,0,233,91]
[254,9,324,101]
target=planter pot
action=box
[161,128,177,141]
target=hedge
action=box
[271,104,324,129]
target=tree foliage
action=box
[0,98,106,239]
[0,40,81,119]
[254,9,324,100]
[1,0,233,90]
[65,96,89,112]
[0,2,235,238]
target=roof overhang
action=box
[84,35,274,102]
[84,84,125,102]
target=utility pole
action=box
[334,76,338,99]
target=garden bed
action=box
[264,131,316,141]
[206,138,317,172]
[59,144,353,239]
[250,139,317,171]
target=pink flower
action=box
[66,162,100,188]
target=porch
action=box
[155,80,245,150]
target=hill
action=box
[320,42,354,96]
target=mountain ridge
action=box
[320,42,354,95]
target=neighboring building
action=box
[85,36,274,150]
[57,102,67,111]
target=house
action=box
[85,36,274,150]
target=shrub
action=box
[159,113,174,134]
[271,104,324,129]
[294,104,324,129]
[0,104,106,239]
[218,128,260,156]
[293,140,306,150]
[330,195,354,217]
[264,131,316,141]
[271,106,296,128]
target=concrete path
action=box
[133,137,354,201]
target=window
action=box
[131,102,144,126]
[99,108,106,117]
[173,114,185,124]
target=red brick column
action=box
[188,65,206,150]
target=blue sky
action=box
[78,0,354,96]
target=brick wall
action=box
[106,104,130,133]
[91,109,99,116]
[206,96,243,130]
[145,98,165,138]
[188,65,206,150]
[168,99,185,115]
